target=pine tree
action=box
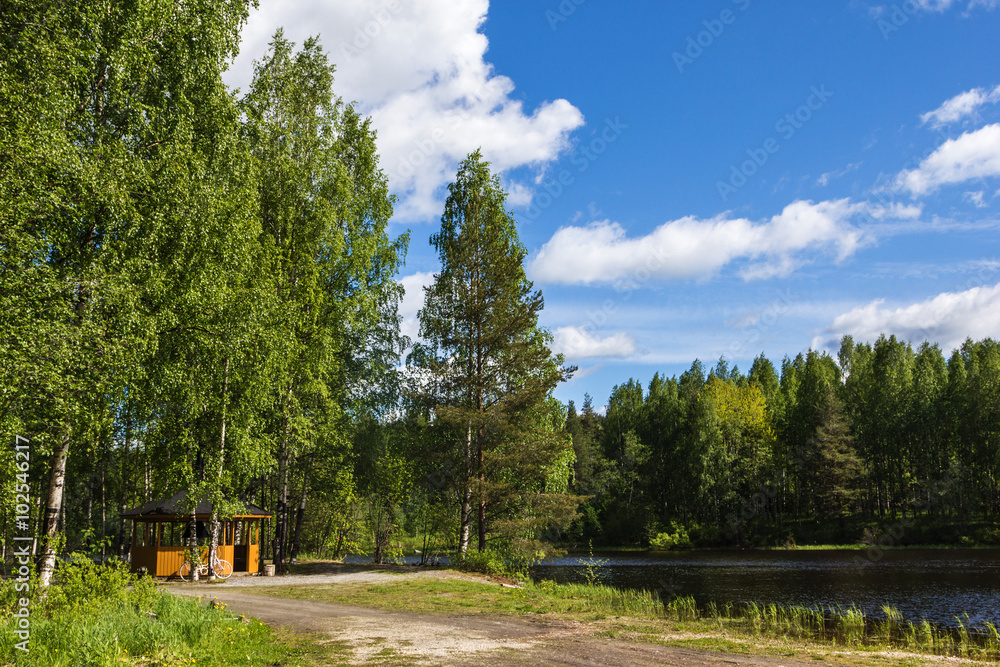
[410,150,577,555]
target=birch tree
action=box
[243,32,405,572]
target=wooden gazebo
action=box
[122,491,271,577]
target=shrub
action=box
[457,540,542,580]
[650,523,692,550]
[45,556,157,614]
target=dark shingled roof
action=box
[121,490,271,518]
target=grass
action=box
[254,574,664,620]
[0,586,311,666]
[763,543,999,551]
[578,543,1000,552]
[0,557,344,667]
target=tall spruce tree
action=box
[410,150,577,555]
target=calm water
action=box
[531,549,1000,628]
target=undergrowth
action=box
[0,556,307,666]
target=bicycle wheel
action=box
[178,561,192,582]
[214,559,233,579]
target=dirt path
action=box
[166,567,851,666]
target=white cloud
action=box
[895,124,1000,195]
[813,282,1000,352]
[817,162,862,187]
[905,0,1000,11]
[921,85,1000,128]
[504,181,536,208]
[527,199,918,286]
[398,271,436,342]
[964,190,988,207]
[227,1,584,223]
[551,327,638,360]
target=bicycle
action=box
[179,553,233,581]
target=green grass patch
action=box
[662,637,752,653]
[0,557,328,666]
[255,575,663,619]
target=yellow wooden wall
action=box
[128,519,265,576]
[156,547,187,577]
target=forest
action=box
[564,337,1000,548]
[3,1,999,590]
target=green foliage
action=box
[665,595,698,622]
[649,523,693,550]
[458,547,518,579]
[0,585,295,666]
[1,0,410,580]
[0,558,295,664]
[570,334,1000,549]
[409,150,580,554]
[44,557,157,615]
[576,542,610,586]
[5,0,1000,608]
[457,539,543,580]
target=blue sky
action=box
[225,0,1000,407]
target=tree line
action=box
[565,336,1000,548]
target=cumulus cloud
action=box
[398,271,436,342]
[813,282,1000,352]
[527,199,919,286]
[921,85,1000,128]
[895,124,1000,195]
[227,1,584,222]
[551,327,638,360]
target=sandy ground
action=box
[164,564,865,666]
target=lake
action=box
[532,549,1000,628]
